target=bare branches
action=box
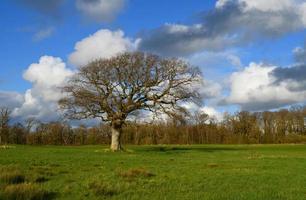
[0,107,11,144]
[59,52,202,125]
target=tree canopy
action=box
[59,52,202,150]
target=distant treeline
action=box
[1,106,306,145]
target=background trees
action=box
[1,106,306,146]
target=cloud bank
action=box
[223,61,306,111]
[139,0,306,56]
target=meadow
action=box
[0,144,305,200]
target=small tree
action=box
[0,107,11,144]
[59,52,202,151]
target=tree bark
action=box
[110,125,122,151]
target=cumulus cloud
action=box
[223,62,306,111]
[12,56,74,121]
[76,0,125,22]
[139,0,306,56]
[69,29,139,67]
[23,56,73,100]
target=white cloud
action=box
[200,106,223,122]
[216,0,300,12]
[179,102,223,122]
[24,56,72,86]
[301,2,306,25]
[0,91,24,109]
[239,0,294,12]
[33,27,55,41]
[216,0,306,26]
[188,51,242,92]
[13,56,74,121]
[189,51,242,70]
[241,0,306,27]
[226,54,242,68]
[200,79,222,99]
[23,56,74,101]
[69,29,139,67]
[166,23,191,33]
[215,0,230,9]
[76,0,125,22]
[223,62,306,110]
[226,63,275,103]
[139,23,236,56]
[293,44,306,62]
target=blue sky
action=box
[0,0,306,122]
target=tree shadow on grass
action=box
[43,192,58,200]
[137,146,248,154]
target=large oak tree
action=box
[59,52,202,151]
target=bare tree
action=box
[0,107,11,144]
[194,111,209,125]
[59,52,202,151]
[24,117,38,134]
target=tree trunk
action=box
[110,125,122,151]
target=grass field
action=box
[0,144,306,200]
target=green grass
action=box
[0,144,306,199]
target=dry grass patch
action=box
[1,183,55,200]
[88,181,118,197]
[0,169,25,185]
[118,168,155,179]
[207,163,219,168]
[31,166,55,177]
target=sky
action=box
[0,0,306,123]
